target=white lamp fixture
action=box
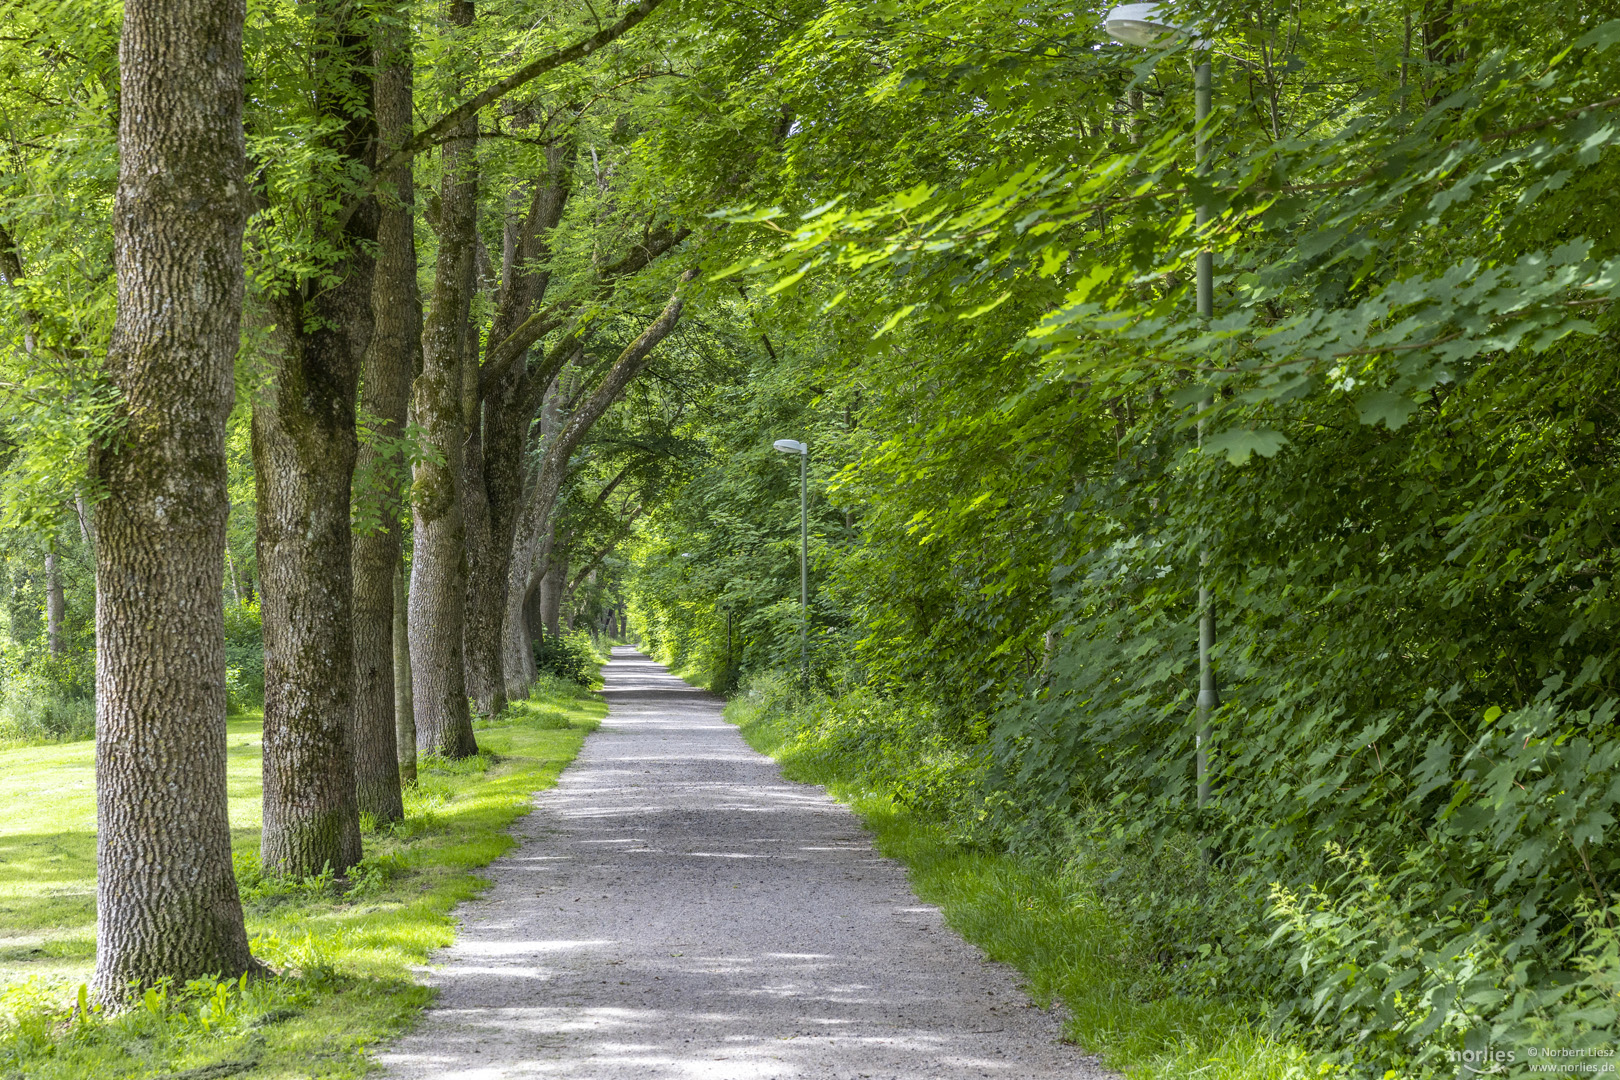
[772,438,807,454]
[1102,2,1179,46]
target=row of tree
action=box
[0,0,752,1001]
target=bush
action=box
[533,629,600,687]
[730,670,997,843]
[0,645,94,744]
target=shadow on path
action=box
[380,648,1110,1079]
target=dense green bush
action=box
[0,645,94,745]
[532,629,602,687]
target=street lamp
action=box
[772,438,809,683]
[1103,2,1217,810]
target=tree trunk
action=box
[393,562,416,784]
[44,545,63,656]
[349,8,418,825]
[409,0,479,760]
[541,553,566,638]
[498,276,692,689]
[500,488,542,702]
[255,9,376,879]
[89,0,256,1001]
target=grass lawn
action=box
[0,680,605,1078]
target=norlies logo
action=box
[1448,1047,1620,1075]
[1449,1047,1516,1073]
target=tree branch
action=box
[376,0,668,176]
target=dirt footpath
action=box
[379,648,1112,1079]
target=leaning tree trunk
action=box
[349,10,418,824]
[254,9,377,879]
[500,271,696,688]
[89,0,256,1001]
[463,141,577,719]
[409,0,479,760]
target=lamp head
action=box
[1102,2,1188,47]
[772,439,807,455]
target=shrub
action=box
[0,645,94,744]
[533,628,600,687]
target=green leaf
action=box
[1201,428,1288,465]
[1355,390,1419,430]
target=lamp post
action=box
[1103,2,1217,810]
[772,438,809,683]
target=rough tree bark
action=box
[541,550,567,637]
[350,9,418,824]
[255,9,376,878]
[410,0,480,759]
[89,0,256,1000]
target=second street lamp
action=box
[772,438,809,683]
[1103,2,1218,810]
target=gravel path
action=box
[379,648,1111,1079]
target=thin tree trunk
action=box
[225,547,243,605]
[393,562,416,784]
[410,0,480,760]
[44,544,63,656]
[90,0,256,1001]
[350,7,417,825]
[255,8,377,878]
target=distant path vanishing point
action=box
[380,647,1112,1079]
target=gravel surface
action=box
[379,648,1113,1079]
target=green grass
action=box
[724,690,1320,1080]
[0,680,606,1079]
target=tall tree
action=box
[253,4,376,877]
[461,134,577,721]
[351,5,419,825]
[410,0,481,759]
[89,0,255,1000]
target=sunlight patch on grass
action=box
[0,679,606,1078]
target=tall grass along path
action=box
[380,647,1108,1078]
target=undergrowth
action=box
[723,669,1319,1080]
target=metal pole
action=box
[1194,57,1216,811]
[799,448,809,684]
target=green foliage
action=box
[532,627,605,687]
[223,601,265,715]
[0,652,93,746]
[630,0,1620,1073]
